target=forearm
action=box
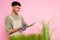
[9,28,20,35]
[9,24,29,35]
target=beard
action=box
[13,10,19,15]
[15,12,18,15]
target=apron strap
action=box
[19,15,22,19]
[18,15,23,25]
[9,15,14,20]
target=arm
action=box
[5,16,20,35]
[9,27,20,35]
[21,16,30,28]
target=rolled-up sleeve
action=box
[5,16,12,34]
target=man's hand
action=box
[25,24,30,28]
[26,22,36,28]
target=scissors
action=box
[20,22,36,31]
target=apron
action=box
[9,15,23,36]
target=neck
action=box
[12,11,18,16]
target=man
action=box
[5,1,29,36]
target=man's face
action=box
[12,5,21,14]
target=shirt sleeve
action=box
[21,16,26,26]
[5,16,13,34]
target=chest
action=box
[9,15,22,29]
[12,20,22,29]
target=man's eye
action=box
[19,8,20,9]
[17,8,20,9]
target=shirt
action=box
[5,14,26,34]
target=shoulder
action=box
[5,15,11,21]
[19,14,22,17]
[19,14,23,18]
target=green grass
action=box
[42,21,50,40]
[9,32,50,40]
[9,34,43,40]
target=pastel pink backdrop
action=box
[0,0,60,40]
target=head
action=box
[11,1,21,15]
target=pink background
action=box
[0,0,60,40]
